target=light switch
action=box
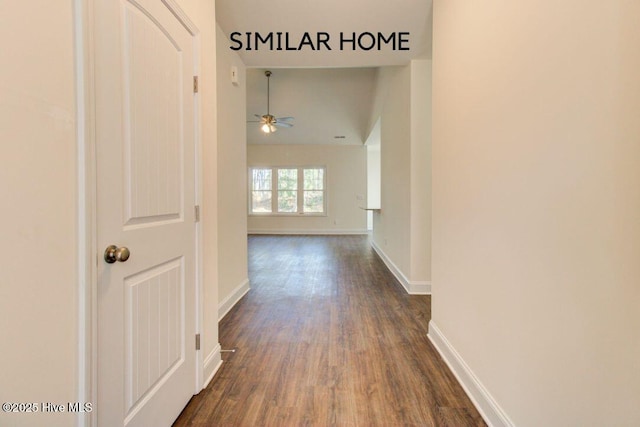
[231,66,239,85]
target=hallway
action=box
[175,235,484,426]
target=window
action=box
[251,168,272,213]
[249,166,326,215]
[303,168,324,213]
[277,168,297,213]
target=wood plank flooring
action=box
[174,235,485,426]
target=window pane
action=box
[304,191,324,213]
[252,169,272,190]
[278,169,297,190]
[251,191,272,213]
[304,168,324,190]
[278,190,297,212]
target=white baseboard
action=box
[218,278,250,321]
[427,322,514,427]
[409,280,431,294]
[202,343,223,389]
[370,240,431,295]
[248,229,369,235]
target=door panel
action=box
[124,257,183,415]
[95,0,197,425]
[123,3,183,225]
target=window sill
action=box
[249,213,328,217]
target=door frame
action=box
[74,1,204,425]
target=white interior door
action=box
[95,0,197,425]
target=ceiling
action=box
[246,68,376,145]
[218,1,432,145]
[216,0,433,68]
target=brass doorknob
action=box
[104,245,130,264]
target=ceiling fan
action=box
[248,70,294,133]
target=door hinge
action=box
[195,334,201,351]
[194,205,200,222]
[193,76,199,93]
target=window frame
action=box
[248,166,327,216]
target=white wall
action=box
[366,68,393,142]
[0,2,78,425]
[216,25,249,319]
[431,1,640,425]
[366,144,381,230]
[371,62,432,292]
[247,144,367,234]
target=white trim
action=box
[370,240,431,295]
[218,279,250,321]
[158,0,206,395]
[202,343,223,389]
[75,0,96,425]
[427,322,515,427]
[161,0,198,35]
[407,280,431,294]
[248,229,369,235]
[158,0,202,395]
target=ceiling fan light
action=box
[253,71,289,134]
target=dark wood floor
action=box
[174,235,485,426]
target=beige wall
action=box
[371,62,432,289]
[0,1,78,425]
[373,66,412,275]
[216,25,249,317]
[409,60,432,281]
[431,1,640,425]
[247,144,367,234]
[0,1,218,425]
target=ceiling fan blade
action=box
[254,114,264,119]
[274,121,293,128]
[276,116,294,122]
[247,120,261,123]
